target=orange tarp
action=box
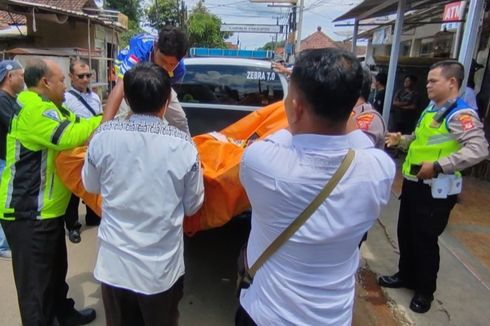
[55,101,288,235]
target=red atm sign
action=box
[443,1,465,21]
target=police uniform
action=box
[351,102,386,149]
[114,34,190,135]
[0,90,101,324]
[396,98,488,296]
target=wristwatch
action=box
[433,161,443,174]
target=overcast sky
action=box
[182,0,362,49]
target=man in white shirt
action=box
[236,48,395,326]
[64,60,102,243]
[82,62,204,325]
[64,60,102,118]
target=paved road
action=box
[0,213,398,325]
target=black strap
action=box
[68,90,98,116]
[248,149,355,277]
[433,99,458,123]
[51,120,70,145]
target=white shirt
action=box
[239,129,395,326]
[64,87,103,118]
[115,88,190,136]
[82,114,204,294]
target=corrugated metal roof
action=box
[355,6,445,39]
[334,0,456,22]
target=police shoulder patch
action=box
[43,109,61,122]
[356,113,375,131]
[458,113,475,131]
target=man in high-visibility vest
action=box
[0,58,102,325]
[380,60,489,313]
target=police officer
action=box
[379,60,489,313]
[0,59,102,325]
[348,67,386,149]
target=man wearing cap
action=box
[0,58,102,325]
[0,60,24,259]
[63,59,102,244]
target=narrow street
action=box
[1,171,490,325]
[0,214,398,325]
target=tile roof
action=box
[0,0,126,31]
[0,10,26,25]
[300,27,339,50]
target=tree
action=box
[146,0,181,30]
[119,20,144,49]
[260,40,286,51]
[105,0,143,48]
[105,0,141,23]
[187,1,231,48]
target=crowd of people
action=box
[0,24,488,326]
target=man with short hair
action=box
[348,68,386,149]
[372,71,387,115]
[63,59,102,243]
[0,58,102,325]
[236,48,395,326]
[381,60,489,313]
[82,62,204,325]
[391,74,419,133]
[106,25,190,135]
[0,60,24,259]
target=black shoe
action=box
[68,229,81,244]
[61,308,96,326]
[378,273,411,288]
[410,293,433,313]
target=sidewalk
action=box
[361,167,490,325]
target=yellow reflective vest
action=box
[402,99,472,179]
[0,90,101,220]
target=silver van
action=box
[174,57,289,136]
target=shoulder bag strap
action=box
[68,90,98,117]
[248,149,355,277]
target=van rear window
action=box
[174,64,284,107]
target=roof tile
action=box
[0,10,26,25]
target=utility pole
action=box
[273,16,279,52]
[295,0,304,54]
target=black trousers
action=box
[1,218,76,326]
[101,276,184,326]
[397,179,457,295]
[235,305,257,326]
[64,194,99,231]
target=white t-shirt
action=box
[239,129,395,326]
[82,114,204,294]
